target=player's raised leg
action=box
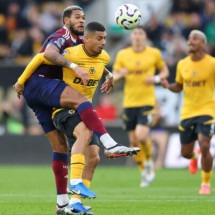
[60,86,140,157]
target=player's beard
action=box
[69,22,84,36]
[188,50,195,54]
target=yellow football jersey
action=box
[176,54,215,120]
[27,45,110,117]
[61,45,110,101]
[113,46,165,108]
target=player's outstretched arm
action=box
[17,54,44,86]
[113,68,128,83]
[161,79,183,93]
[158,64,169,80]
[44,44,89,85]
[14,53,52,98]
[145,64,169,85]
[14,53,45,98]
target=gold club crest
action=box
[89,67,95,74]
[68,109,75,114]
[192,71,197,76]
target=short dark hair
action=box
[62,5,83,24]
[85,22,105,33]
[134,25,144,30]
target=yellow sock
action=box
[83,179,91,188]
[70,154,85,180]
[192,152,197,160]
[201,170,212,184]
[72,193,82,200]
[141,139,152,161]
[133,143,145,170]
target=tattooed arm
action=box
[44,43,71,68]
[44,43,89,85]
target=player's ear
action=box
[84,34,88,43]
[64,17,69,25]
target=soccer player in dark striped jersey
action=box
[14,6,139,214]
[161,30,215,195]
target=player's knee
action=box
[76,127,93,145]
[181,148,193,159]
[88,154,100,168]
[200,141,210,156]
[83,128,93,143]
[52,142,68,153]
[136,135,147,144]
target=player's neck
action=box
[64,25,78,40]
[190,51,205,61]
[83,45,99,57]
[70,33,78,40]
[132,44,145,52]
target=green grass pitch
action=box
[0,165,214,215]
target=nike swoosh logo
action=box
[73,189,81,194]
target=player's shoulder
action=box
[64,44,82,53]
[52,27,70,39]
[117,46,132,55]
[205,54,215,63]
[101,49,110,62]
[177,56,190,66]
[101,49,109,57]
[146,46,161,54]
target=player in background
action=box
[161,30,215,195]
[113,26,169,187]
[13,6,139,214]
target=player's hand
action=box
[144,76,156,85]
[13,82,24,99]
[100,78,114,95]
[74,66,89,85]
[160,79,170,88]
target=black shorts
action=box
[53,108,100,149]
[179,115,215,144]
[122,106,154,131]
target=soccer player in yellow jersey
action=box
[161,30,215,195]
[113,26,169,187]
[22,22,139,214]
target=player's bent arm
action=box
[44,43,72,68]
[158,65,169,79]
[17,53,45,85]
[113,69,127,83]
[44,44,89,85]
[155,65,169,84]
[103,68,113,78]
[168,82,183,93]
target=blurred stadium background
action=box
[0,0,215,168]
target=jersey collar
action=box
[63,25,77,43]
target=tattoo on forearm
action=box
[51,53,70,67]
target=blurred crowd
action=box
[0,0,94,64]
[0,0,215,135]
[146,0,215,81]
